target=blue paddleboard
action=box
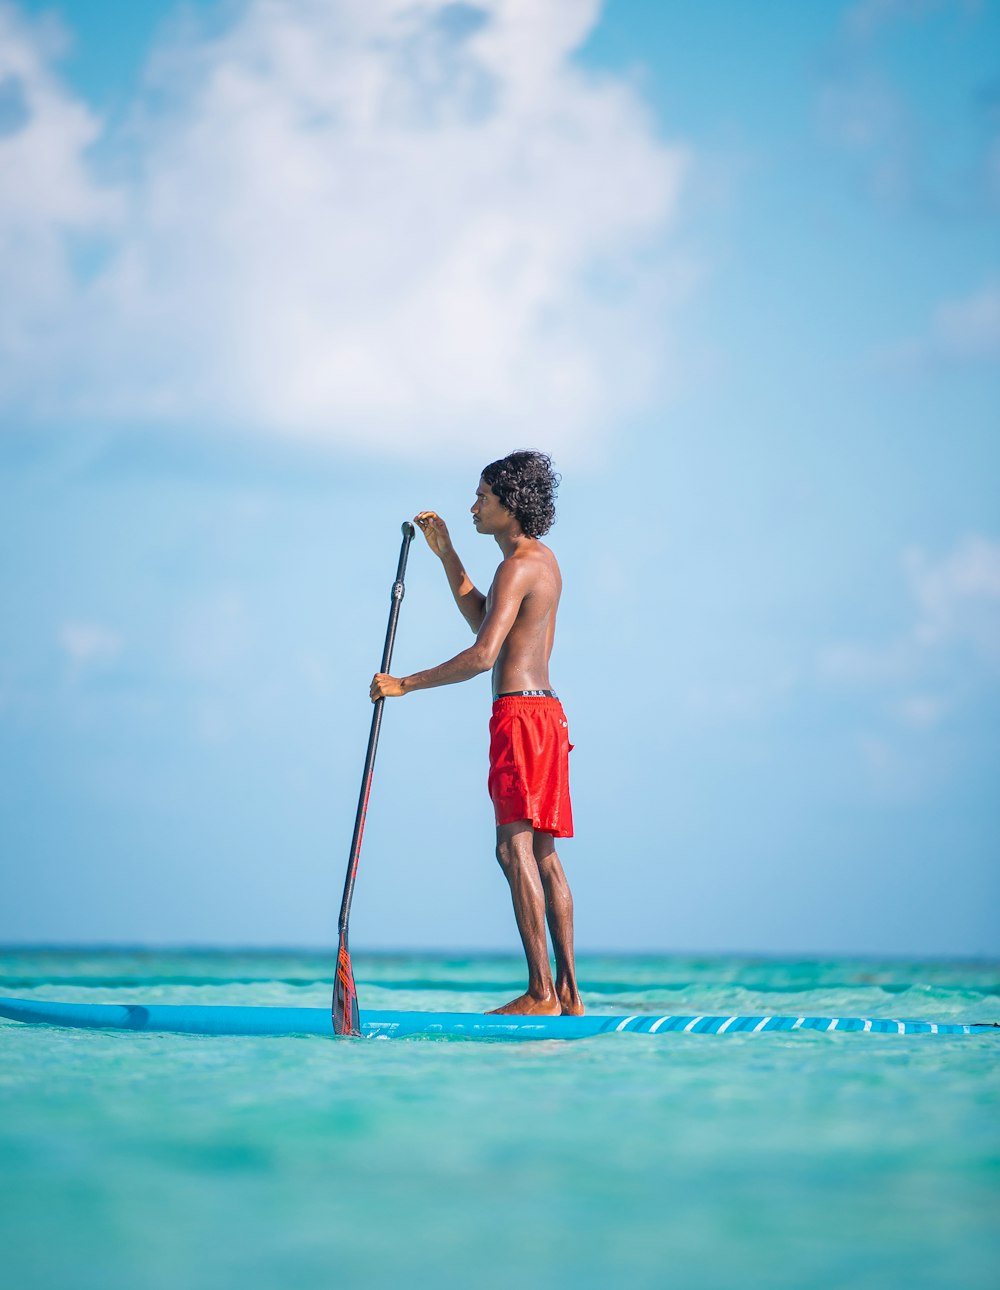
[0,997,993,1039]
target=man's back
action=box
[489,540,561,696]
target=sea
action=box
[1,948,997,1290]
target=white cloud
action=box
[821,1,998,218]
[819,535,1000,690]
[879,281,1000,370]
[0,0,690,460]
[818,639,913,685]
[930,283,1000,362]
[58,620,123,665]
[0,4,122,403]
[894,693,949,728]
[907,535,1000,657]
[818,536,999,796]
[842,0,977,44]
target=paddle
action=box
[332,521,416,1036]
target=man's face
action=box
[471,477,507,535]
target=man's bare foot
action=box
[558,993,585,1017]
[557,982,584,1016]
[486,992,562,1016]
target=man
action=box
[370,450,583,1017]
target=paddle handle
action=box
[337,521,415,937]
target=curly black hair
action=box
[480,450,560,539]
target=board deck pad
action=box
[1,997,994,1039]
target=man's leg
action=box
[533,832,584,1016]
[487,820,560,1015]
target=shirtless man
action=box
[370,450,583,1016]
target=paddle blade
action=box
[332,938,360,1037]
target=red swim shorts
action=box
[488,694,574,837]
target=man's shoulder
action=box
[496,542,559,589]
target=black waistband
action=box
[493,689,558,701]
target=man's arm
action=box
[371,559,528,699]
[415,511,485,633]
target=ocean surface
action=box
[1,949,997,1290]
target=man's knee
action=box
[495,822,532,872]
[532,830,556,863]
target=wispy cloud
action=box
[907,534,1000,656]
[817,534,1000,797]
[878,280,1000,369]
[893,692,950,728]
[58,620,124,666]
[0,0,689,460]
[819,535,1000,709]
[0,3,122,400]
[841,0,979,44]
[818,0,999,216]
[930,282,1000,361]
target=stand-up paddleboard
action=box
[1,997,994,1039]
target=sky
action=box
[1,0,998,958]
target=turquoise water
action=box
[2,951,997,1289]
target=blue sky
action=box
[1,0,997,957]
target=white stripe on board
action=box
[597,1013,969,1038]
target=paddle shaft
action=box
[338,523,414,935]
